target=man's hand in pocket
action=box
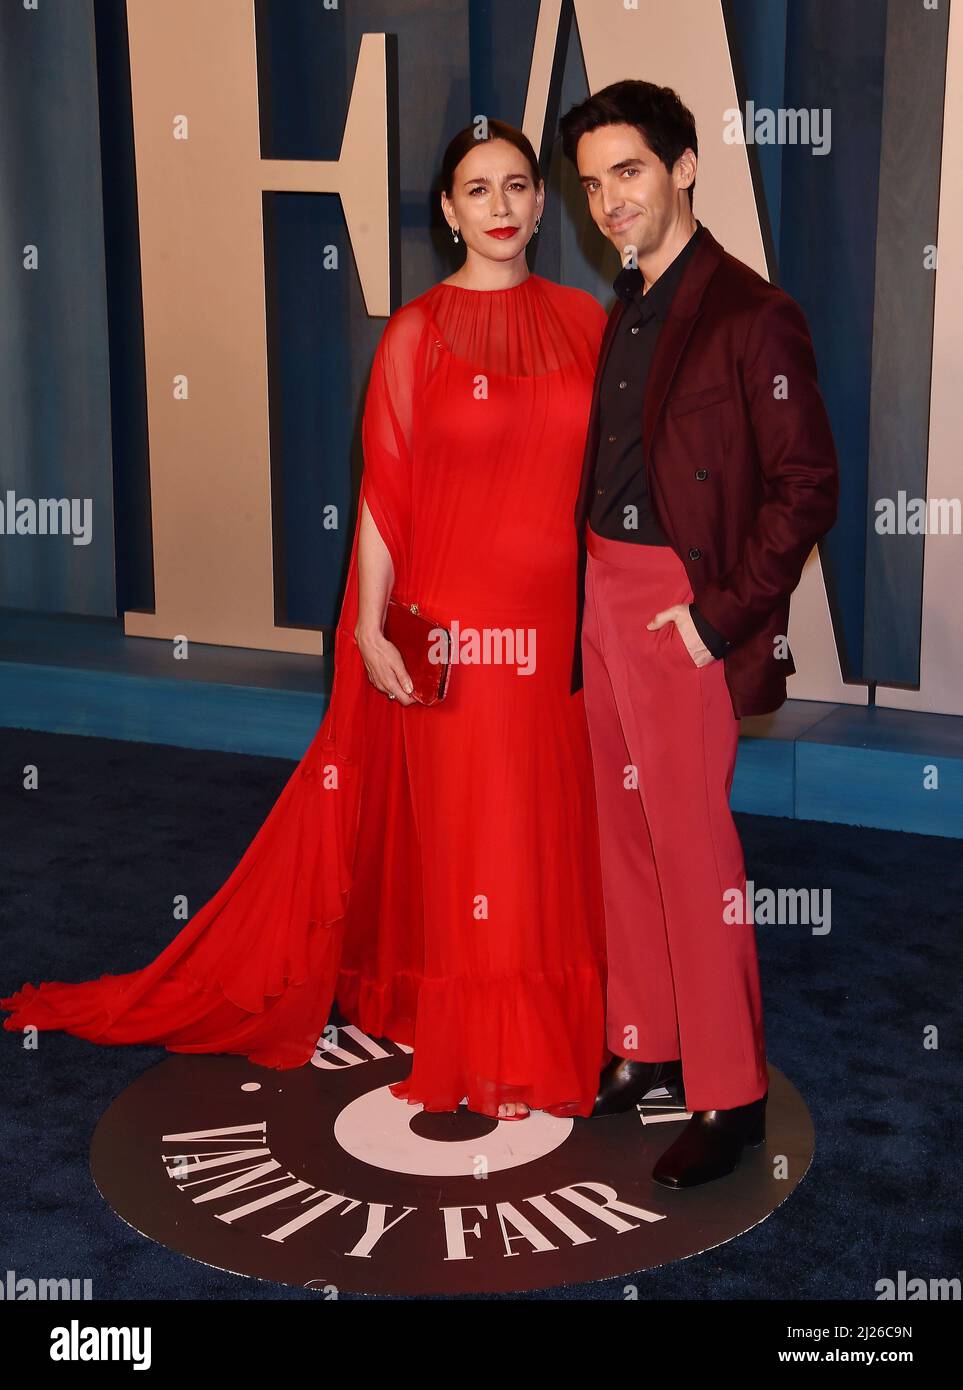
[646,604,716,668]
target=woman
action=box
[2,121,610,1121]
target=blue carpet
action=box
[1,727,959,1300]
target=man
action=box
[559,80,838,1188]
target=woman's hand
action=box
[354,624,417,705]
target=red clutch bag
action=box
[383,598,452,705]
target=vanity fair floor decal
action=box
[90,1030,814,1295]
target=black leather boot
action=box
[590,1056,684,1117]
[651,1091,768,1188]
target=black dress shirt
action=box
[589,220,732,659]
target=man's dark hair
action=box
[559,80,698,208]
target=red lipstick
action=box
[485,227,519,239]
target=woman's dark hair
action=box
[440,119,542,198]
[559,80,697,207]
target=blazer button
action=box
[688,547,702,560]
[695,468,709,480]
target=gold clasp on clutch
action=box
[410,603,419,614]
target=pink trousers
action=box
[581,524,768,1111]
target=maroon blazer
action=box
[571,225,839,718]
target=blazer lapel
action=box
[576,228,726,530]
[642,227,726,462]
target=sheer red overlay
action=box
[2,273,611,1117]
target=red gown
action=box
[2,273,611,1118]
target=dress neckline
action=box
[437,274,537,295]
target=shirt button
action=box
[695,468,709,480]
[630,326,640,335]
[596,487,605,495]
[619,380,628,389]
[688,547,702,560]
[608,434,617,442]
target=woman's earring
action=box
[451,226,460,244]
[533,217,541,235]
